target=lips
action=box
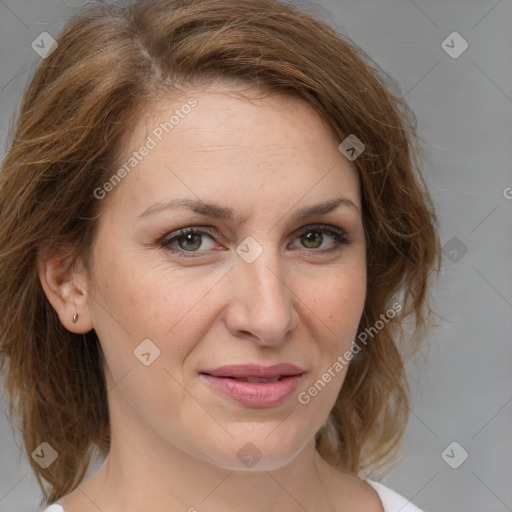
[199,363,306,407]
[199,363,305,379]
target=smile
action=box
[199,363,306,407]
[200,373,304,407]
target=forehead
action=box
[105,85,361,219]
[131,83,344,160]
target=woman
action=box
[0,1,441,511]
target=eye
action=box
[291,224,352,253]
[159,224,352,258]
[159,227,219,257]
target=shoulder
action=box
[366,479,425,512]
[319,465,385,512]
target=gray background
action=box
[0,1,511,511]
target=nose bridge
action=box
[230,238,297,342]
[248,249,287,302]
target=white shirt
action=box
[367,480,423,511]
[42,479,423,512]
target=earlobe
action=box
[37,251,95,334]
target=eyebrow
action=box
[137,196,360,222]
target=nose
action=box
[225,247,299,346]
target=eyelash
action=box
[158,224,352,259]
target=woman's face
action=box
[84,84,366,470]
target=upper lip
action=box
[200,363,305,378]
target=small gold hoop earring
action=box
[72,312,79,323]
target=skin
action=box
[39,82,384,512]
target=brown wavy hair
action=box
[0,0,442,506]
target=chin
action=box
[191,430,309,472]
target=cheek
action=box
[297,267,366,410]
[91,251,222,365]
[309,264,366,344]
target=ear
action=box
[37,247,95,334]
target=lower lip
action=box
[201,374,304,407]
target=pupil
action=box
[180,233,202,251]
[303,232,321,249]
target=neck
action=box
[85,435,337,512]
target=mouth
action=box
[199,363,305,407]
[213,375,285,382]
[199,363,305,380]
